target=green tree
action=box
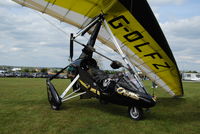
[23,68,30,73]
[30,69,37,73]
[41,68,48,73]
[186,70,198,73]
[52,69,59,73]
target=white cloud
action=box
[10,47,21,52]
[194,60,200,64]
[154,13,160,20]
[159,16,200,71]
[0,1,78,67]
[0,0,18,7]
[161,16,200,39]
[148,0,186,5]
[178,56,193,60]
[0,0,199,72]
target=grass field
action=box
[0,78,199,134]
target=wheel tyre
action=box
[51,104,60,110]
[128,106,143,120]
[47,86,61,110]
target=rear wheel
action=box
[128,106,143,120]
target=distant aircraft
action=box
[12,0,184,120]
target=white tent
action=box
[182,73,200,81]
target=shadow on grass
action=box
[156,97,186,107]
[61,97,200,123]
[146,97,200,122]
[61,99,129,118]
[14,95,199,123]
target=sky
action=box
[0,0,200,71]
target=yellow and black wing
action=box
[12,0,183,96]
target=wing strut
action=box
[104,20,145,89]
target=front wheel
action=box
[47,82,61,110]
[128,106,143,120]
[47,88,61,110]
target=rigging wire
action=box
[34,11,124,65]
[82,35,118,56]
[34,11,145,73]
[34,11,70,36]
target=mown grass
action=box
[0,78,199,134]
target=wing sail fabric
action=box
[12,0,183,96]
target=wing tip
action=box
[173,93,184,98]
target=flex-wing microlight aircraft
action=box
[12,0,184,120]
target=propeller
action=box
[70,33,74,61]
